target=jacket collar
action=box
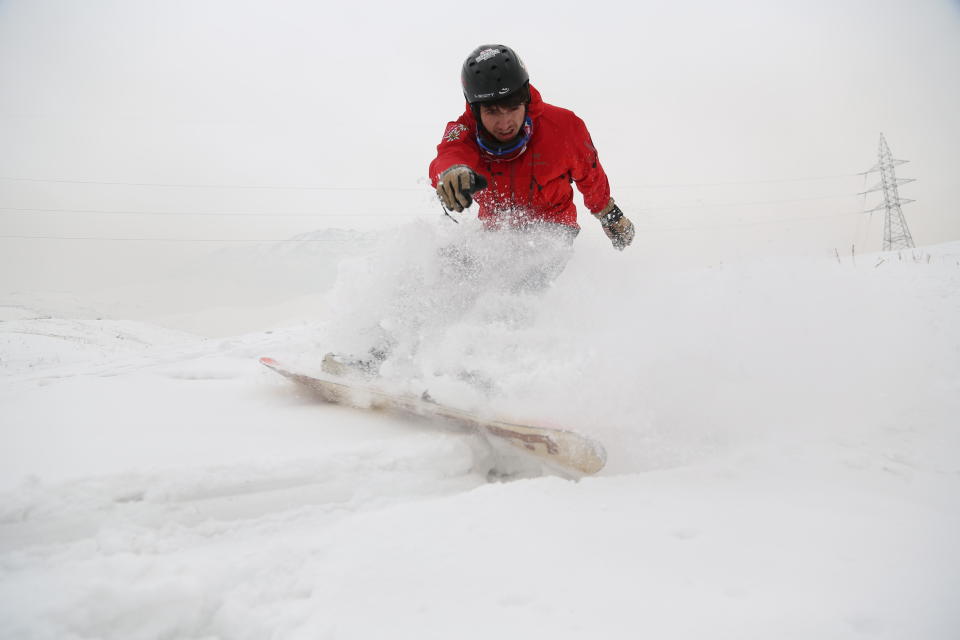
[525,84,544,120]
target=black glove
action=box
[593,199,635,251]
[437,165,488,212]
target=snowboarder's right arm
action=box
[436,165,488,212]
[429,116,488,211]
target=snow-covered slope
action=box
[1,228,958,639]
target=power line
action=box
[0,234,360,243]
[0,169,875,241]
[620,173,860,189]
[638,193,857,212]
[0,210,868,242]
[636,210,865,233]
[0,172,859,191]
[0,193,858,218]
[0,206,419,217]
[0,176,422,191]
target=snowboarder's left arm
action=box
[569,117,635,251]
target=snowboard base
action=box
[260,357,606,476]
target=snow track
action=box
[0,324,496,639]
[0,433,484,550]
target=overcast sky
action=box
[1,0,958,290]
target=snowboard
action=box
[259,356,606,476]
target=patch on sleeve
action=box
[443,123,469,142]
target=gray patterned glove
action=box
[593,199,635,251]
[437,165,488,212]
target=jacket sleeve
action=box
[428,113,484,187]
[568,115,611,214]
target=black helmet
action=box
[461,44,529,104]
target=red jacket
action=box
[429,85,610,229]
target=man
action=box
[431,44,635,251]
[324,45,634,380]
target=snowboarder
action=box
[323,45,635,380]
[431,44,635,251]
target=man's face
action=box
[478,103,525,142]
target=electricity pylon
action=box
[860,133,916,251]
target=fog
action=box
[1,0,958,291]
